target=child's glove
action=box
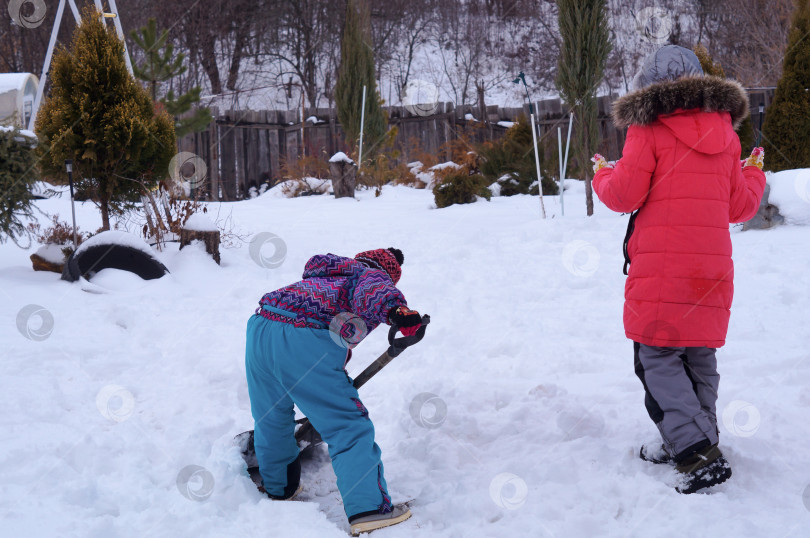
[591,154,613,173]
[388,305,422,336]
[741,147,764,169]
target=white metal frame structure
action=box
[27,0,133,131]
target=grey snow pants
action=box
[633,343,720,461]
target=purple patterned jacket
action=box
[256,254,406,342]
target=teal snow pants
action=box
[245,314,391,518]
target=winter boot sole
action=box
[350,508,412,535]
[675,445,732,494]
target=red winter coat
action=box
[593,76,766,348]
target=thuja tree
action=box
[35,7,176,230]
[335,0,387,161]
[555,0,611,216]
[761,0,810,171]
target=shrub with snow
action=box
[477,119,558,196]
[433,171,491,208]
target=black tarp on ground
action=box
[61,244,169,282]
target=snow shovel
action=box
[236,315,430,472]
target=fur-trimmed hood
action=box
[612,76,750,130]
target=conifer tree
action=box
[35,7,176,231]
[693,44,755,156]
[130,18,210,139]
[335,0,387,162]
[761,0,810,171]
[555,0,611,216]
[0,127,38,244]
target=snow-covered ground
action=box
[2,181,810,537]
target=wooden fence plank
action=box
[179,89,775,199]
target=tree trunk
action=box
[100,196,111,231]
[585,175,594,217]
[330,159,357,199]
[227,26,247,91]
[581,115,595,217]
[179,228,221,264]
[200,37,222,95]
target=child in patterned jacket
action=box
[245,247,421,534]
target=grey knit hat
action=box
[631,45,704,91]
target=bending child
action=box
[245,248,423,533]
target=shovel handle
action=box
[294,314,430,443]
[387,314,431,358]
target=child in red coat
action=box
[592,45,766,494]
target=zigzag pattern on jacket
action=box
[257,254,406,340]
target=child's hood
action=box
[611,75,750,134]
[658,110,736,155]
[302,253,364,279]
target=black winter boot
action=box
[675,444,732,494]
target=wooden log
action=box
[179,228,221,265]
[330,158,357,199]
[30,250,66,273]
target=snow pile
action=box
[33,243,67,264]
[328,151,355,165]
[1,185,809,536]
[74,230,155,257]
[767,169,810,225]
[266,177,332,199]
[183,213,218,232]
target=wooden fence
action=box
[178,88,775,201]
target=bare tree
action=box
[255,0,342,108]
[705,0,793,86]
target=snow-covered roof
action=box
[0,73,35,93]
